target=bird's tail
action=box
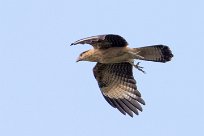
[133,45,173,63]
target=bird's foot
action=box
[134,62,146,74]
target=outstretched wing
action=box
[71,34,128,49]
[93,62,145,117]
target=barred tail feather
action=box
[134,45,173,63]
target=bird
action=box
[71,34,173,117]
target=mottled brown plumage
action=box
[93,62,145,117]
[71,34,173,117]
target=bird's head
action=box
[76,50,92,62]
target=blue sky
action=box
[0,0,203,136]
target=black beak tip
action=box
[76,58,81,62]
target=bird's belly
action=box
[98,50,132,64]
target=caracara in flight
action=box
[71,34,173,117]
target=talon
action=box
[134,62,146,74]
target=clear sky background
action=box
[0,0,203,136]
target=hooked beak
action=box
[76,57,82,62]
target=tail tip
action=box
[160,45,174,62]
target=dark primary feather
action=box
[93,62,145,117]
[71,34,128,49]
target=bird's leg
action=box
[134,51,145,60]
[129,51,145,60]
[133,62,146,74]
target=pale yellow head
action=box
[76,50,96,62]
